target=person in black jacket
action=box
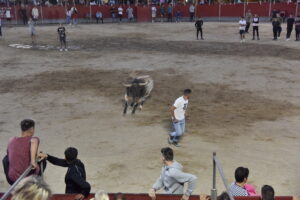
[272,17,280,40]
[39,147,90,200]
[286,14,295,40]
[295,18,300,41]
[195,17,204,40]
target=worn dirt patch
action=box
[1,68,299,136]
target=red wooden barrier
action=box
[0,3,298,21]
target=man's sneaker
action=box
[64,48,68,51]
[257,38,260,40]
[168,137,174,144]
[173,142,181,147]
[59,48,63,51]
[286,38,290,41]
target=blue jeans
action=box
[170,119,185,142]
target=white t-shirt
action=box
[5,10,11,19]
[173,96,188,121]
[151,7,157,16]
[32,7,39,19]
[118,7,123,15]
[239,19,246,30]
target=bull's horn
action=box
[138,82,147,86]
[123,83,132,87]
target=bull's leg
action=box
[139,101,145,110]
[132,103,139,114]
[123,101,128,115]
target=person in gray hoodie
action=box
[149,147,197,200]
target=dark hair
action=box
[20,119,35,132]
[114,192,126,200]
[64,147,78,162]
[217,192,230,200]
[261,185,275,200]
[161,147,173,161]
[234,167,249,183]
[183,89,192,95]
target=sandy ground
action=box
[0,22,300,196]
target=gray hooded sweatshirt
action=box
[152,161,197,196]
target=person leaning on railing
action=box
[11,175,51,200]
[3,119,46,185]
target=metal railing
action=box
[0,165,33,200]
[211,152,235,200]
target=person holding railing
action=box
[4,119,46,185]
[149,147,197,200]
[38,147,91,200]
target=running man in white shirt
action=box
[168,89,192,147]
[239,16,246,42]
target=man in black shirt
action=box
[39,147,90,200]
[195,18,204,40]
[272,17,280,40]
[286,14,295,40]
[57,24,67,51]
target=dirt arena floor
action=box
[0,22,300,196]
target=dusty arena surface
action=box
[0,22,300,196]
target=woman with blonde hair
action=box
[91,190,109,200]
[12,175,51,200]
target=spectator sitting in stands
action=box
[38,147,91,200]
[229,166,250,196]
[114,192,126,200]
[261,185,275,200]
[5,119,46,185]
[11,175,51,200]
[91,190,109,200]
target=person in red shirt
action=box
[5,119,45,184]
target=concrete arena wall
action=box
[0,2,298,23]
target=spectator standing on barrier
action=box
[151,5,157,23]
[5,8,12,26]
[118,6,123,22]
[252,14,259,40]
[38,147,91,200]
[11,175,51,200]
[176,10,181,23]
[261,185,275,200]
[66,8,72,25]
[286,14,295,41]
[149,147,197,200]
[239,16,246,42]
[272,17,280,40]
[229,167,250,196]
[195,17,204,40]
[111,6,116,22]
[57,23,67,51]
[189,4,195,22]
[96,11,103,24]
[168,89,192,147]
[295,17,300,41]
[245,9,252,33]
[5,119,45,185]
[32,6,39,22]
[19,5,28,25]
[127,6,134,22]
[167,4,172,22]
[160,5,165,22]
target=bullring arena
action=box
[0,13,300,199]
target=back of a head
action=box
[64,147,78,162]
[20,119,35,132]
[12,175,51,200]
[114,192,126,200]
[183,89,192,96]
[261,185,275,200]
[234,167,249,183]
[217,192,230,200]
[161,147,173,161]
[94,190,109,200]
